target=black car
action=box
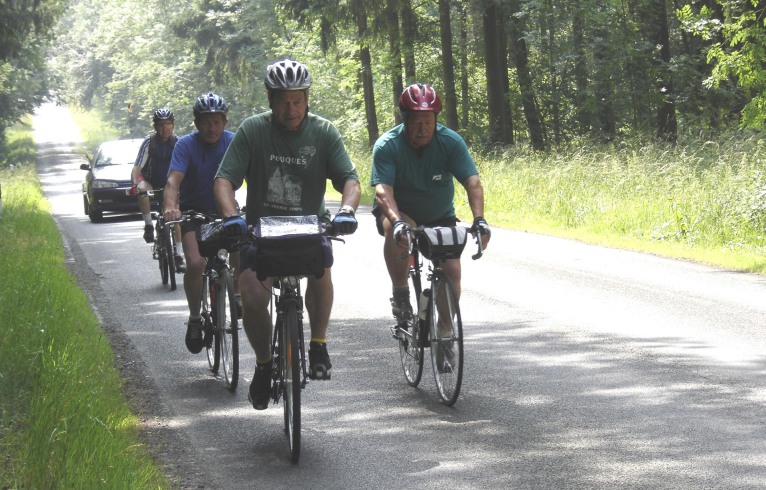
[80,138,144,222]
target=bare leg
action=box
[181,230,205,317]
[239,267,273,361]
[305,268,333,339]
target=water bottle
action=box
[418,289,430,321]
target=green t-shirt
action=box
[370,123,478,223]
[217,111,359,224]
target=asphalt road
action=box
[34,103,766,488]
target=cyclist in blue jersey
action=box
[163,93,238,354]
[370,83,491,323]
[214,58,360,410]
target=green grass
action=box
[450,134,766,274]
[0,122,169,488]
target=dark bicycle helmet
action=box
[399,83,442,113]
[264,59,312,91]
[193,92,229,118]
[152,108,174,123]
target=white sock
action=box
[143,213,152,225]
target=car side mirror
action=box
[80,163,91,170]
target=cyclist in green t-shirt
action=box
[370,83,491,324]
[214,58,360,410]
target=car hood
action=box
[92,164,132,182]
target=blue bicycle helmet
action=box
[152,108,174,123]
[193,93,229,118]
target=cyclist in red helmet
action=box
[371,83,491,323]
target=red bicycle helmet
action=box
[398,83,442,113]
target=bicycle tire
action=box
[216,267,239,391]
[164,223,176,291]
[204,272,220,373]
[156,221,169,286]
[399,252,424,387]
[282,297,301,463]
[429,271,463,406]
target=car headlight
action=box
[92,180,120,189]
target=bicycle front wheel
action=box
[164,223,176,291]
[399,264,424,387]
[215,267,239,391]
[429,271,463,406]
[204,272,220,373]
[156,221,169,286]
[282,298,301,463]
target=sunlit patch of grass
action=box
[0,122,169,488]
[457,134,766,273]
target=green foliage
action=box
[678,0,766,128]
[0,125,168,488]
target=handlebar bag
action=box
[417,226,467,260]
[197,219,236,258]
[253,215,330,280]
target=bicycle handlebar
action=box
[402,223,485,261]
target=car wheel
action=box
[83,195,90,215]
[88,205,103,223]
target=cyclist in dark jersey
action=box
[370,83,491,322]
[131,108,178,248]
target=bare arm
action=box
[214,177,239,218]
[374,183,403,223]
[339,179,361,212]
[130,165,141,185]
[163,170,184,220]
[463,174,485,219]
[463,174,490,248]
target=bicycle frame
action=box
[393,224,484,405]
[269,275,308,464]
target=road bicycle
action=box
[168,212,240,391]
[392,223,484,406]
[250,214,341,463]
[144,189,179,290]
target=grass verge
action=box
[0,120,169,488]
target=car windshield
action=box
[94,140,142,167]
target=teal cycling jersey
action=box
[370,123,478,223]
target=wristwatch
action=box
[338,204,355,215]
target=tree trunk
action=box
[572,0,590,135]
[386,0,404,125]
[438,0,459,130]
[355,8,378,146]
[400,0,417,83]
[497,13,514,143]
[647,0,677,142]
[507,0,545,150]
[483,4,511,145]
[459,2,470,131]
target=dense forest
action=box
[2,0,765,152]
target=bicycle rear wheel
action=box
[215,267,239,391]
[282,298,301,463]
[164,223,176,291]
[429,271,463,406]
[204,272,220,373]
[399,254,424,387]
